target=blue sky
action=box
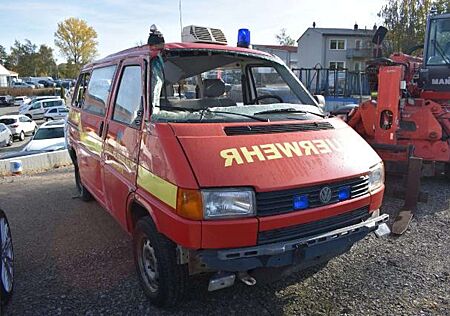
[0,0,383,62]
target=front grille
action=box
[256,176,369,217]
[258,206,370,245]
[224,122,334,136]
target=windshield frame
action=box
[149,49,320,124]
[425,15,450,66]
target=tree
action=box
[54,18,98,69]
[6,40,57,77]
[379,0,450,54]
[275,28,296,46]
[0,45,8,66]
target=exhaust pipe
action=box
[238,271,257,286]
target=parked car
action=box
[23,120,66,151]
[11,81,34,89]
[0,208,14,307]
[19,96,61,112]
[20,98,65,120]
[13,96,32,106]
[67,28,388,307]
[0,123,13,147]
[0,115,37,141]
[38,80,56,88]
[0,96,14,107]
[44,106,69,121]
[25,81,42,88]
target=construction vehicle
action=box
[347,11,450,234]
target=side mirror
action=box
[313,95,326,109]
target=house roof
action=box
[0,64,10,76]
[253,44,297,53]
[297,27,375,42]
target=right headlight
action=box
[368,162,385,192]
[202,188,256,220]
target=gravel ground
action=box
[0,167,449,315]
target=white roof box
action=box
[181,25,227,45]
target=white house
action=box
[0,64,18,87]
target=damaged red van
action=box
[67,25,389,307]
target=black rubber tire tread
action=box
[18,131,24,141]
[133,216,188,307]
[0,209,14,306]
[74,165,93,202]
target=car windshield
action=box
[150,50,320,123]
[33,127,64,140]
[426,17,450,65]
[0,118,16,125]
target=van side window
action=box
[112,65,142,126]
[73,72,91,108]
[83,65,116,116]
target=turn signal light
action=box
[176,188,203,220]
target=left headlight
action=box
[202,188,256,220]
[368,162,385,192]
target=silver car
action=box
[0,123,13,147]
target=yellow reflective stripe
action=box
[137,165,177,209]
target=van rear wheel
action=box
[74,167,93,201]
[133,217,188,307]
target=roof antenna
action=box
[313,21,316,28]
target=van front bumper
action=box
[194,212,389,272]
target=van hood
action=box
[170,118,381,191]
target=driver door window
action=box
[249,66,301,104]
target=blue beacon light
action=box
[293,194,309,210]
[338,186,351,201]
[237,28,251,48]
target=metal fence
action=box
[292,68,370,98]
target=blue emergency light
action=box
[237,28,250,48]
[293,194,309,210]
[338,186,351,201]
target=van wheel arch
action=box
[128,200,159,233]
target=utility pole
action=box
[179,0,183,40]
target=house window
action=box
[330,39,345,50]
[355,39,362,49]
[329,61,345,70]
[354,62,362,71]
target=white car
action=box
[23,120,66,152]
[0,123,13,147]
[0,115,37,141]
[13,96,31,106]
[11,81,34,89]
[20,98,65,120]
[19,96,61,112]
[44,106,69,121]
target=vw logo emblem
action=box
[319,186,332,204]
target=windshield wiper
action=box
[207,110,269,122]
[158,106,269,122]
[254,108,325,117]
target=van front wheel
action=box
[133,217,188,307]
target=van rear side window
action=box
[83,65,116,116]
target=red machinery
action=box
[348,12,450,234]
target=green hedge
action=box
[0,87,62,97]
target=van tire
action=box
[133,217,188,307]
[74,167,93,201]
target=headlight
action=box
[368,162,384,192]
[202,188,256,219]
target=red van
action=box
[67,26,388,307]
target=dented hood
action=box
[171,118,381,191]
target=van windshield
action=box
[150,50,322,123]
